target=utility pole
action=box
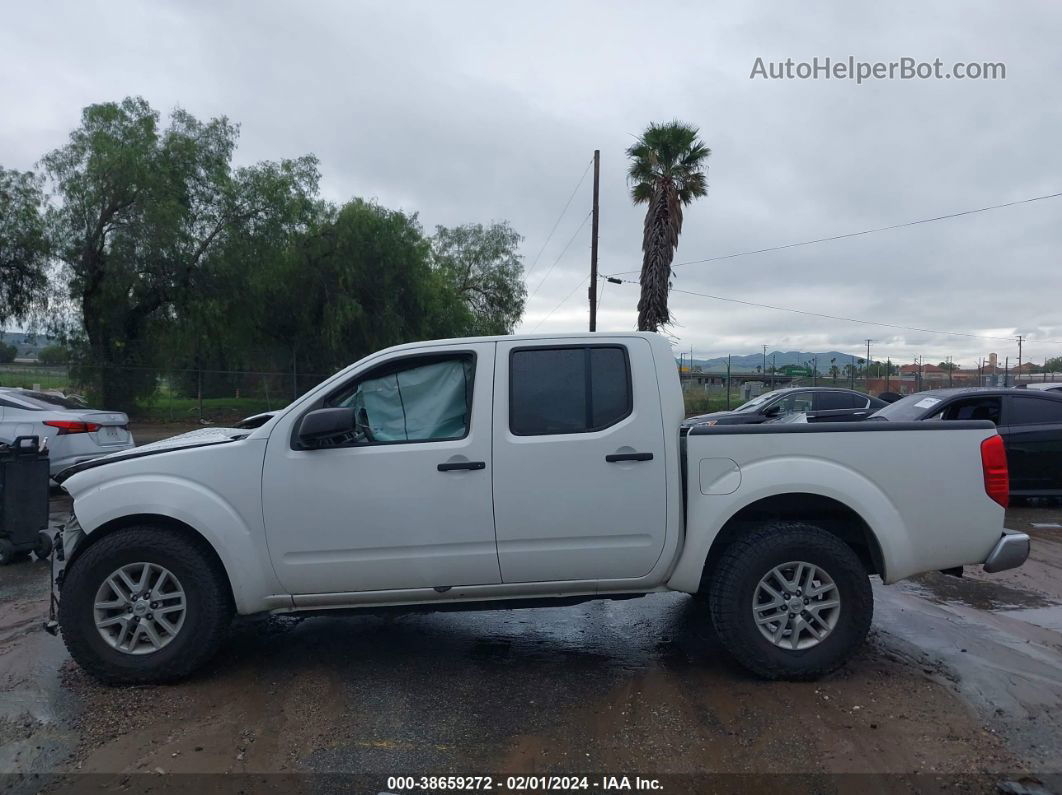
[885,357,891,392]
[726,355,732,409]
[588,149,600,332]
[762,345,767,381]
[865,339,872,390]
[1016,335,1023,384]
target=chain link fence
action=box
[0,362,331,424]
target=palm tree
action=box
[626,121,710,331]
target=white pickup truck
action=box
[47,332,1029,684]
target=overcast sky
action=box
[2,1,1060,366]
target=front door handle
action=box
[605,452,654,463]
[438,461,486,472]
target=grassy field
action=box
[683,391,749,416]
[0,364,280,422]
[0,366,70,390]
[133,395,278,423]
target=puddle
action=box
[905,571,1056,611]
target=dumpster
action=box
[0,435,51,564]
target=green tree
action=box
[0,168,50,326]
[431,222,527,335]
[866,360,897,377]
[38,344,70,365]
[0,342,16,363]
[937,361,959,371]
[41,97,319,409]
[626,121,710,331]
[249,199,473,390]
[1043,356,1062,373]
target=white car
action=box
[47,333,1027,684]
[1019,382,1062,393]
[0,388,134,478]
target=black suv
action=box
[683,387,886,428]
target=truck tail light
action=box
[980,435,1009,509]
[43,420,101,435]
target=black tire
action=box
[708,522,873,681]
[0,538,16,565]
[58,526,233,684]
[34,531,53,561]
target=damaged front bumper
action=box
[983,529,1031,574]
[43,514,83,637]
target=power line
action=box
[523,156,595,280]
[607,277,1018,341]
[604,189,1062,278]
[528,210,592,300]
[535,275,594,331]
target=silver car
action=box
[1019,382,1062,393]
[0,388,135,478]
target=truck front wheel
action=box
[58,526,233,684]
[708,523,873,680]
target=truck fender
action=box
[68,475,286,614]
[668,456,908,592]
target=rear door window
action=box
[815,392,861,410]
[1007,396,1062,425]
[510,346,632,435]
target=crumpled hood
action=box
[54,426,249,483]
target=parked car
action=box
[0,388,134,478]
[683,387,887,427]
[1018,382,1062,393]
[47,333,1024,684]
[870,387,1062,497]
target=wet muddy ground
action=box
[2,438,1061,791]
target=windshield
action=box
[869,393,944,421]
[734,390,783,413]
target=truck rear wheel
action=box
[58,526,233,684]
[708,523,873,680]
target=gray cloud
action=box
[2,0,1060,366]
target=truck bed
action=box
[673,419,1003,586]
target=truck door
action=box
[491,338,668,583]
[261,342,501,594]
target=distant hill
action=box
[683,350,864,374]
[1,331,57,358]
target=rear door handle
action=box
[605,452,654,463]
[437,461,486,472]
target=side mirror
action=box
[298,407,355,447]
[762,404,782,418]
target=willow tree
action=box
[626,121,710,331]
